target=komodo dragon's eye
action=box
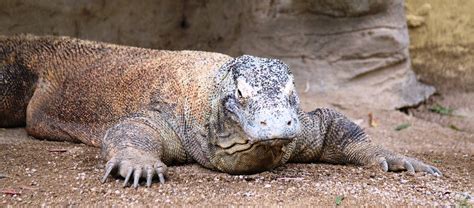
[236,89,248,105]
[237,89,243,99]
[235,79,253,103]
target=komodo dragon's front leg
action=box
[290,108,442,175]
[101,115,187,188]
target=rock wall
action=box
[406,0,474,92]
[0,0,435,109]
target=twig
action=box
[0,189,21,195]
[368,112,378,127]
[277,177,305,181]
[48,149,67,153]
[20,186,39,191]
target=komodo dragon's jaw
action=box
[208,55,302,174]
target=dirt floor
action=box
[0,92,473,207]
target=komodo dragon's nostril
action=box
[260,121,267,126]
[287,120,292,126]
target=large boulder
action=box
[0,0,434,109]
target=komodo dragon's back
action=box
[0,35,231,146]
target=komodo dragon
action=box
[0,35,441,188]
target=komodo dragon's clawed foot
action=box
[376,155,442,176]
[101,151,167,188]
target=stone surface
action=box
[406,0,474,92]
[0,0,435,109]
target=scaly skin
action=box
[290,109,440,174]
[0,35,441,188]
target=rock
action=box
[407,0,474,92]
[407,15,426,28]
[0,0,433,109]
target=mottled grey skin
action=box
[0,35,441,189]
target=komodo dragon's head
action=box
[210,55,301,174]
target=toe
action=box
[154,161,167,184]
[403,160,415,175]
[146,166,154,187]
[101,159,117,183]
[133,167,142,188]
[158,173,165,184]
[408,158,442,176]
[100,153,169,187]
[424,166,435,175]
[430,166,442,176]
[123,167,133,187]
[378,157,389,172]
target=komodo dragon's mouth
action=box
[212,134,293,174]
[211,117,295,174]
[217,137,292,155]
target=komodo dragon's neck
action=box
[153,54,235,169]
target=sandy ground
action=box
[0,93,473,207]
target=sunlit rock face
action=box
[0,0,434,109]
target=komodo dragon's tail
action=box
[0,34,41,127]
[1,34,108,127]
[0,34,128,127]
